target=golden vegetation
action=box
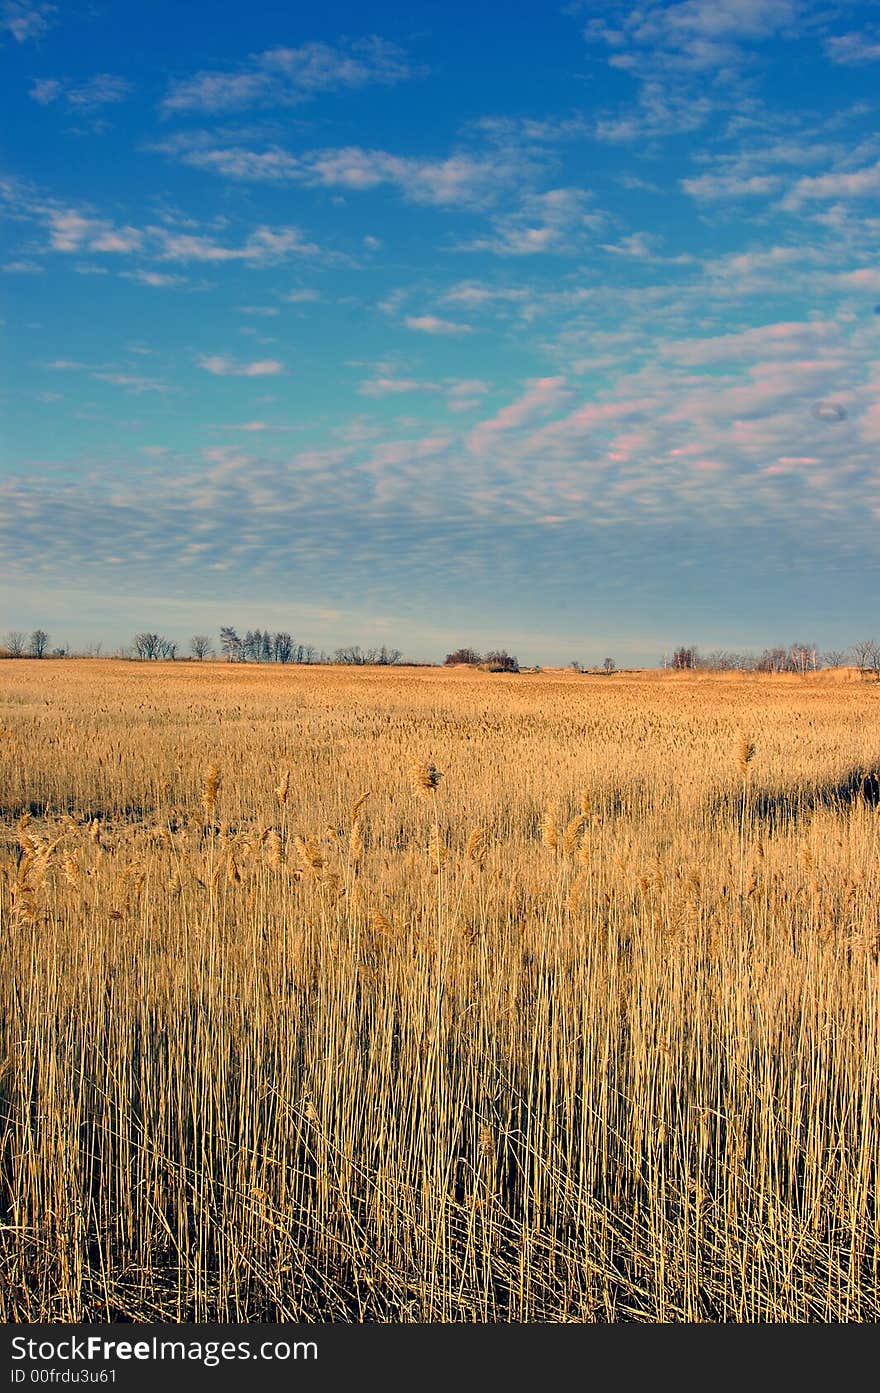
[0,659,878,1322]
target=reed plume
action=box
[411,761,443,795]
[541,805,559,852]
[202,762,222,822]
[276,768,290,808]
[465,826,487,868]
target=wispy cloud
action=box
[1,1,55,43]
[682,170,782,200]
[152,135,524,209]
[121,269,187,288]
[661,319,839,365]
[464,188,601,255]
[826,31,880,66]
[440,280,531,309]
[404,314,472,335]
[358,375,437,397]
[20,189,321,267]
[29,74,132,109]
[48,210,144,253]
[467,376,571,456]
[197,355,284,377]
[31,199,320,266]
[161,37,418,115]
[587,0,799,77]
[93,371,168,393]
[586,1,801,142]
[156,225,317,263]
[595,82,714,142]
[780,160,880,209]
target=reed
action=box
[0,659,877,1322]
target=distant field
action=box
[1,659,878,1321]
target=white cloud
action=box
[153,136,523,209]
[464,188,600,256]
[47,210,143,253]
[826,32,880,66]
[682,171,782,200]
[440,281,531,308]
[197,355,284,377]
[93,372,168,393]
[662,319,839,365]
[358,376,437,397]
[155,225,317,264]
[29,77,61,103]
[780,161,880,209]
[161,37,417,114]
[588,0,798,76]
[595,82,714,142]
[303,146,518,208]
[121,269,187,288]
[404,314,472,335]
[30,74,131,109]
[1,2,55,43]
[467,376,571,456]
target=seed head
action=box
[466,827,487,868]
[737,737,756,774]
[202,763,222,820]
[541,806,559,852]
[411,761,443,795]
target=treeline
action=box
[444,647,520,672]
[127,628,407,665]
[1,629,52,658]
[668,640,880,673]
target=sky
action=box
[1,0,879,665]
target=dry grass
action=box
[0,659,878,1322]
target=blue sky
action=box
[1,0,879,664]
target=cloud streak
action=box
[161,37,418,115]
[197,355,284,377]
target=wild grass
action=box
[0,660,878,1322]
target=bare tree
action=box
[5,631,26,657]
[190,635,213,661]
[483,650,519,672]
[273,632,293,664]
[671,646,697,670]
[603,656,616,673]
[29,629,49,658]
[757,646,788,673]
[850,638,880,672]
[134,633,175,660]
[220,627,241,662]
[445,647,481,665]
[821,650,846,668]
[334,645,365,665]
[788,642,817,675]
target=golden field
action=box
[0,657,878,1322]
